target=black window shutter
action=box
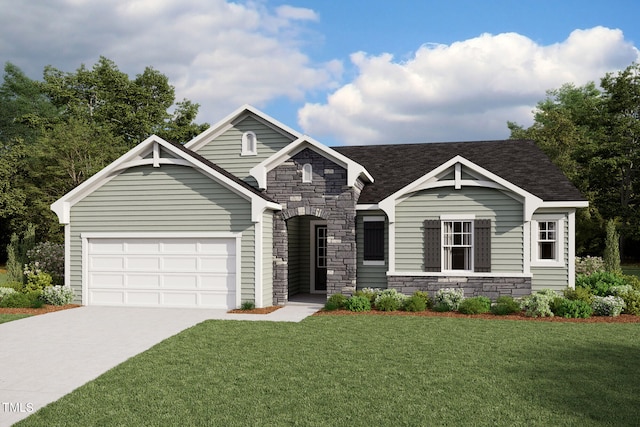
[424,220,441,272]
[474,219,491,272]
[364,221,385,261]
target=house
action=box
[51,105,588,309]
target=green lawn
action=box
[16,315,640,427]
[0,313,31,324]
[622,264,640,278]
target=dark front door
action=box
[314,224,327,291]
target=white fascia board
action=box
[185,104,302,151]
[51,134,163,224]
[379,155,545,222]
[538,201,589,209]
[250,136,373,190]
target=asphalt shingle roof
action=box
[333,140,586,204]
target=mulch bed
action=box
[0,304,81,316]
[313,308,640,323]
[228,306,282,314]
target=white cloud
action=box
[299,27,640,145]
[0,0,339,120]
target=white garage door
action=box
[86,237,237,309]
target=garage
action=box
[84,235,238,309]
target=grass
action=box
[622,263,640,278]
[15,316,640,427]
[0,313,31,324]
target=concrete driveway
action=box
[0,302,322,426]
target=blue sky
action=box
[1,0,639,145]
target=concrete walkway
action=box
[0,300,323,426]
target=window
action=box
[241,131,257,156]
[363,217,385,264]
[442,220,473,271]
[538,221,556,260]
[302,163,313,183]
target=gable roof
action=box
[334,140,586,204]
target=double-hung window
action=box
[538,221,557,260]
[442,220,473,271]
[532,215,564,266]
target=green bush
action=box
[354,288,381,306]
[0,287,17,302]
[434,288,465,312]
[592,295,625,317]
[42,286,75,306]
[1,281,24,292]
[622,274,640,291]
[608,286,640,316]
[563,286,594,304]
[324,294,347,311]
[458,296,491,314]
[575,256,605,275]
[374,289,407,310]
[27,242,65,286]
[0,291,33,308]
[6,223,36,284]
[345,295,371,312]
[403,295,427,312]
[240,301,255,310]
[520,289,557,317]
[412,291,432,309]
[576,271,627,296]
[24,269,53,293]
[550,297,593,318]
[375,295,401,311]
[490,296,521,315]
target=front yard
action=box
[16,315,640,426]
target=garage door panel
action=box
[87,237,237,309]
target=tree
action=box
[604,219,622,274]
[509,63,640,259]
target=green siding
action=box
[287,217,300,295]
[356,211,388,289]
[69,164,254,304]
[195,116,293,187]
[395,187,523,272]
[262,211,273,306]
[531,213,570,291]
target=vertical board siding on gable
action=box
[195,116,292,186]
[262,211,273,306]
[395,187,523,272]
[68,165,254,304]
[530,212,570,291]
[356,211,388,288]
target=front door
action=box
[313,224,327,292]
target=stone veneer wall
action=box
[387,275,532,300]
[266,148,363,305]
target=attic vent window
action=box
[302,163,313,183]
[241,131,257,156]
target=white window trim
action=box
[363,216,386,265]
[531,214,565,267]
[241,131,257,156]
[441,219,474,273]
[302,163,313,183]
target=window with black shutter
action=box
[363,220,385,261]
[423,218,491,273]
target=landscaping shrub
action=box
[240,301,255,310]
[575,255,604,276]
[27,242,65,286]
[434,288,465,312]
[0,287,17,302]
[458,296,491,314]
[592,295,625,317]
[622,274,640,291]
[24,269,53,293]
[0,291,33,308]
[576,271,627,296]
[345,295,371,312]
[42,286,75,306]
[608,286,640,316]
[324,294,347,311]
[563,286,594,305]
[5,223,36,284]
[403,295,427,312]
[374,289,407,310]
[520,289,557,317]
[354,288,381,306]
[412,291,432,309]
[550,297,593,318]
[1,281,24,292]
[490,296,521,315]
[375,295,401,311]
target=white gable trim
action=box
[185,104,301,152]
[249,136,374,190]
[51,135,280,225]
